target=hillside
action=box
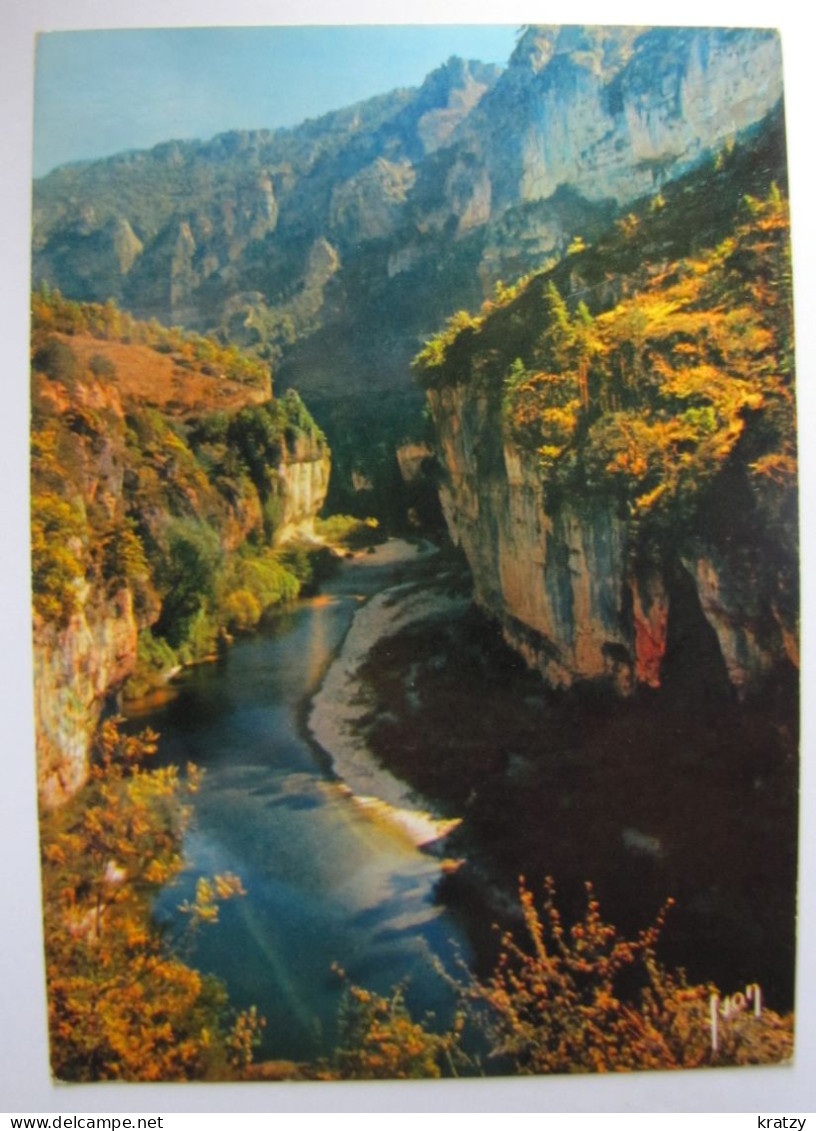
[415,154,796,700]
[31,290,330,806]
[32,27,785,514]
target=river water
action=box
[123,536,798,1068]
[125,542,470,1065]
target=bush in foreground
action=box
[332,877,793,1078]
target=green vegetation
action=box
[413,308,485,374]
[310,388,440,534]
[314,513,383,550]
[153,519,222,648]
[30,290,331,695]
[216,547,300,633]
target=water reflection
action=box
[131,548,470,1063]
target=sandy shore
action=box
[308,539,468,847]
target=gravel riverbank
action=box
[307,539,469,847]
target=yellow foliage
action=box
[41,719,260,1081]
[332,973,467,1080]
[457,878,793,1074]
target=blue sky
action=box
[33,25,519,177]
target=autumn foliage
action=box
[458,878,792,1073]
[415,186,795,554]
[332,878,793,1078]
[331,973,467,1080]
[31,286,271,390]
[40,719,262,1081]
[499,191,794,524]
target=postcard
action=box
[9,13,811,1109]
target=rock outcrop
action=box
[35,587,140,808]
[454,27,784,213]
[274,433,331,544]
[428,383,635,692]
[33,29,783,404]
[421,141,796,700]
[31,307,329,808]
[428,381,795,699]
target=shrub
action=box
[100,517,149,588]
[32,337,82,388]
[88,353,116,380]
[458,877,793,1074]
[31,492,86,623]
[217,550,300,624]
[314,514,382,550]
[222,588,262,633]
[40,719,262,1081]
[123,630,179,701]
[330,878,794,1078]
[332,974,467,1080]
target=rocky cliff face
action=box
[453,27,783,213]
[428,382,794,699]
[275,433,331,544]
[33,29,783,406]
[429,383,637,692]
[31,301,329,808]
[421,140,796,700]
[31,58,499,340]
[34,589,139,808]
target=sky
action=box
[33,25,519,177]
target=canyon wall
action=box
[428,382,795,699]
[420,140,797,701]
[32,317,329,808]
[33,29,784,403]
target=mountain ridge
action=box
[32,26,786,513]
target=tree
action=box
[541,282,574,370]
[154,520,222,647]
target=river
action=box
[125,541,471,1066]
[124,534,798,1069]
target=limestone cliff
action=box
[428,383,640,692]
[35,588,139,808]
[428,384,794,698]
[453,27,783,214]
[274,431,331,544]
[420,161,797,699]
[31,294,329,807]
